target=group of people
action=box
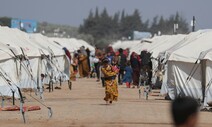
[92,46,152,89]
[65,45,153,104]
[65,46,200,127]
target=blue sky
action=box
[0,0,211,29]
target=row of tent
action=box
[0,26,94,99]
[112,29,212,106]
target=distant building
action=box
[11,19,37,33]
[133,31,152,40]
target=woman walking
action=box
[101,57,118,104]
[130,52,141,88]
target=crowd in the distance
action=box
[66,45,153,89]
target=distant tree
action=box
[79,10,98,36]
[120,9,143,39]
[120,10,125,23]
[142,19,150,32]
[150,16,159,34]
[149,12,189,35]
[0,17,11,27]
[132,9,143,31]
[175,12,189,34]
[95,7,99,19]
[158,16,166,34]
[79,9,189,46]
[112,12,120,37]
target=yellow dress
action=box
[101,65,118,102]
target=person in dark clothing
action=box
[118,48,127,85]
[95,47,103,82]
[140,50,151,67]
[147,60,153,86]
[130,52,141,88]
[94,62,100,81]
[171,97,199,127]
[86,48,91,73]
[140,50,153,86]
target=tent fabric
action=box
[28,33,65,56]
[112,34,186,57]
[28,33,70,84]
[49,38,94,52]
[112,30,212,106]
[0,26,93,98]
[167,61,202,100]
[161,30,212,106]
[163,30,212,62]
[112,40,142,51]
[196,49,212,105]
[147,35,186,58]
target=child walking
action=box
[122,61,133,88]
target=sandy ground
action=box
[0,78,212,127]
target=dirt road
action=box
[0,78,211,127]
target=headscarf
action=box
[102,57,109,64]
[63,47,71,61]
[130,52,137,59]
[80,46,87,56]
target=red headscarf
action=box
[131,52,141,64]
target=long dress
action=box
[122,66,133,83]
[78,54,89,77]
[101,65,118,102]
[130,54,141,86]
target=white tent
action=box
[197,49,212,105]
[0,27,44,94]
[28,34,70,84]
[49,37,94,52]
[162,30,212,105]
[111,35,186,57]
[0,43,21,97]
[0,27,61,97]
[146,35,186,58]
[112,40,141,51]
[0,26,95,98]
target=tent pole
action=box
[1,97,4,108]
[60,76,62,87]
[12,91,15,105]
[201,60,207,103]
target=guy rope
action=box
[0,48,53,123]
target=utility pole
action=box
[174,23,178,34]
[191,16,196,32]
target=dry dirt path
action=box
[0,78,212,127]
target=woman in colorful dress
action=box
[78,47,89,78]
[101,57,119,104]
